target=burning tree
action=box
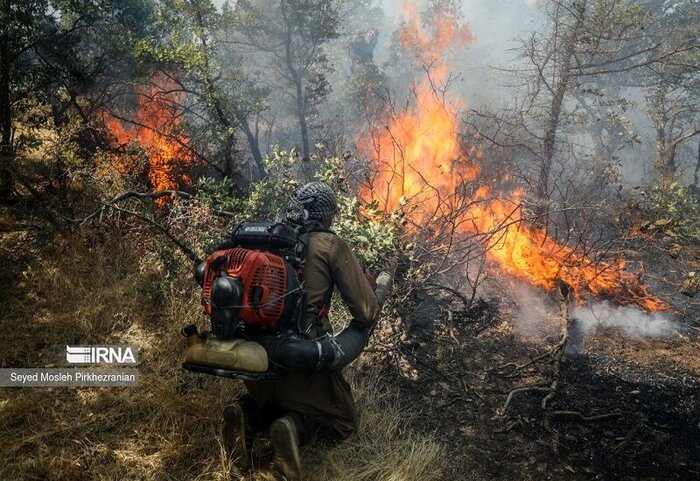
[351,1,688,420]
[357,0,669,315]
[102,74,197,205]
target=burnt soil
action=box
[361,235,700,481]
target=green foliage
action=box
[197,148,300,221]
[133,0,220,70]
[242,149,302,219]
[343,63,387,118]
[194,176,239,213]
[640,182,700,240]
[174,148,300,253]
[332,194,399,270]
[183,150,400,270]
[316,156,400,270]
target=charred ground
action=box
[362,230,700,480]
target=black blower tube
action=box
[266,257,397,371]
[265,321,371,371]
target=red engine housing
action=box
[201,248,289,329]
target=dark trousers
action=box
[241,369,357,444]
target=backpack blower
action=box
[181,222,394,381]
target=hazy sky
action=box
[376,0,542,106]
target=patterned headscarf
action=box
[278,182,338,225]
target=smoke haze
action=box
[211,0,697,186]
[572,301,680,338]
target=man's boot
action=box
[222,403,251,472]
[270,416,302,480]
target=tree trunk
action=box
[693,140,700,197]
[281,0,310,159]
[240,120,266,178]
[191,6,240,183]
[649,84,673,183]
[293,78,310,160]
[0,0,14,198]
[590,109,610,190]
[536,1,587,220]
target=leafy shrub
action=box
[197,148,300,221]
[315,155,401,270]
[172,148,301,255]
[170,148,400,272]
[640,182,700,240]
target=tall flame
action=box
[361,1,476,224]
[104,73,196,205]
[358,2,668,312]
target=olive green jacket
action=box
[302,231,379,338]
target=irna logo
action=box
[66,345,138,365]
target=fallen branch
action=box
[61,190,200,262]
[447,324,483,401]
[615,420,643,451]
[439,393,473,408]
[550,410,623,422]
[398,344,456,384]
[455,352,483,401]
[423,282,473,308]
[493,417,525,433]
[495,340,567,373]
[68,190,193,226]
[499,385,551,415]
[104,202,199,262]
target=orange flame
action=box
[358,2,668,312]
[103,73,196,205]
[361,1,476,224]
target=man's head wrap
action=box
[279,182,338,225]
[296,182,338,221]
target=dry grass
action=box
[302,373,444,481]
[0,232,446,480]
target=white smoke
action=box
[511,283,560,338]
[571,301,679,338]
